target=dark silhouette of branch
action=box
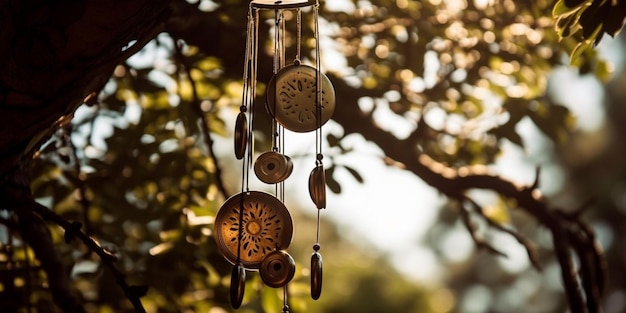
[63,125,93,235]
[558,209,607,312]
[2,162,147,312]
[2,166,86,313]
[173,39,231,199]
[552,226,586,313]
[458,200,508,258]
[28,193,148,313]
[462,196,542,271]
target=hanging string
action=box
[280,9,287,68]
[282,285,290,313]
[273,8,281,74]
[240,7,255,196]
[312,0,323,266]
[272,8,280,200]
[271,7,281,153]
[271,8,290,202]
[278,130,285,203]
[236,6,256,265]
[315,208,321,245]
[314,2,323,165]
[296,8,302,62]
[279,8,287,202]
[247,7,260,185]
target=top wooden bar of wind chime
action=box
[250,0,316,9]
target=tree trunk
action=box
[0,1,171,311]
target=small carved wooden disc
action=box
[266,64,335,133]
[254,151,293,184]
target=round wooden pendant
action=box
[308,165,326,209]
[310,252,323,300]
[234,112,248,160]
[266,64,335,133]
[254,151,293,184]
[215,191,294,269]
[259,250,296,288]
[230,264,246,309]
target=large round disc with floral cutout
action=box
[266,63,335,133]
[215,191,293,269]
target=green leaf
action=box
[552,0,584,18]
[570,40,592,65]
[261,286,283,313]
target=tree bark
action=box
[0,0,171,179]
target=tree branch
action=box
[63,125,93,235]
[462,196,542,271]
[173,39,231,199]
[2,158,148,312]
[457,199,508,258]
[2,171,86,313]
[330,75,605,312]
[30,196,149,313]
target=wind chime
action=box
[213,0,335,311]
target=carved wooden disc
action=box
[215,191,293,269]
[254,151,293,184]
[259,250,296,288]
[266,64,335,133]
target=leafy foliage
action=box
[553,0,626,67]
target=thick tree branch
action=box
[30,198,149,313]
[0,4,174,310]
[2,161,148,312]
[0,0,171,179]
[1,166,86,313]
[330,75,606,312]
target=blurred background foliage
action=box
[1,0,625,312]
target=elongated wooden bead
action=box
[230,264,246,308]
[234,112,248,160]
[311,252,323,300]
